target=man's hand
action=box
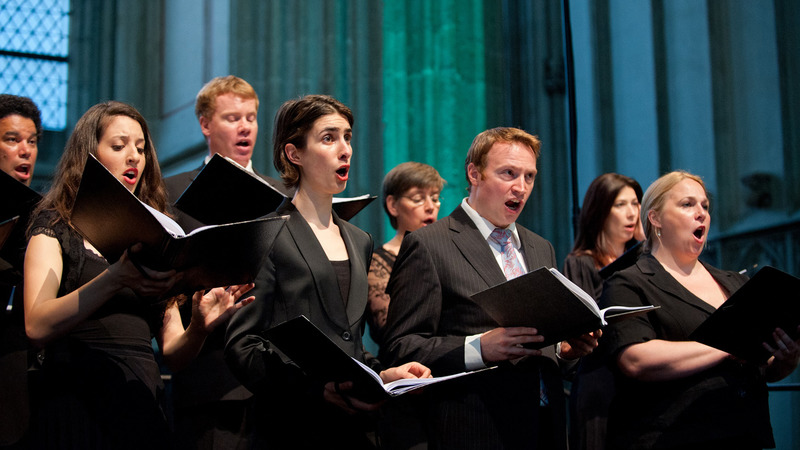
[480,327,545,363]
[379,361,432,383]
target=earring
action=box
[656,228,661,238]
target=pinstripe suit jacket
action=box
[382,205,569,450]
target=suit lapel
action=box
[449,206,507,287]
[638,254,717,315]
[280,203,351,331]
[518,228,544,272]
[335,214,370,328]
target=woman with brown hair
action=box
[225,95,430,449]
[367,161,445,346]
[24,101,252,449]
[564,172,644,299]
[563,172,644,450]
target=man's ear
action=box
[466,163,481,187]
[199,116,212,138]
[285,143,301,166]
[386,195,400,218]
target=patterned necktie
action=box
[489,227,548,406]
[489,228,524,280]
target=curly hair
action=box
[0,94,43,137]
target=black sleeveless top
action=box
[28,209,170,449]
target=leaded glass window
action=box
[0,0,70,130]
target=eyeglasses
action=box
[401,194,441,207]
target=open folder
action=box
[1,171,42,275]
[0,169,42,223]
[264,315,493,404]
[471,267,658,349]
[690,265,800,363]
[599,241,643,279]
[71,155,287,296]
[173,154,376,223]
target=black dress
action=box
[599,253,774,450]
[28,210,170,450]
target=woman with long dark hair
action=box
[563,172,643,450]
[24,101,252,449]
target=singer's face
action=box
[467,141,537,228]
[389,186,441,234]
[292,113,352,197]
[200,93,258,169]
[0,114,38,186]
[603,186,640,250]
[96,115,146,193]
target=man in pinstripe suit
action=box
[382,127,599,450]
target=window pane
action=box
[0,56,68,130]
[0,0,70,57]
[0,0,70,130]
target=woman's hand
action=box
[110,243,179,297]
[379,361,432,383]
[764,326,800,382]
[560,329,602,360]
[191,283,255,333]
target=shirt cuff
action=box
[464,333,487,371]
[556,341,578,361]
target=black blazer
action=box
[224,200,379,447]
[599,253,774,449]
[382,205,569,450]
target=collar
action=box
[460,198,521,248]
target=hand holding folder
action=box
[71,155,287,296]
[690,266,800,363]
[471,266,658,349]
[264,315,493,404]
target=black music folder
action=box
[0,216,18,253]
[174,154,376,223]
[690,266,800,363]
[264,315,491,404]
[0,169,41,222]
[472,267,657,349]
[71,155,287,295]
[0,171,42,274]
[173,154,286,225]
[332,194,377,221]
